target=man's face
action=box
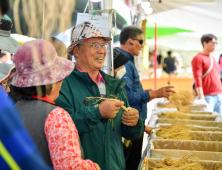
[1,52,11,63]
[204,38,217,52]
[129,34,144,56]
[75,37,108,71]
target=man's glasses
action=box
[132,39,144,45]
[82,42,110,51]
[211,42,218,45]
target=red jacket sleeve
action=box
[192,56,203,88]
[44,107,97,170]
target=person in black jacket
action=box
[163,51,176,74]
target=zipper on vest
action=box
[103,135,105,145]
[103,135,106,169]
[112,119,114,131]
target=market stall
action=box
[139,92,222,170]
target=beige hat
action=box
[67,21,112,55]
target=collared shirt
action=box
[75,66,105,85]
[75,66,106,98]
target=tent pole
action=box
[102,0,113,76]
[42,0,45,39]
[154,23,157,90]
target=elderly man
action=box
[55,21,144,170]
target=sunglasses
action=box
[132,39,144,45]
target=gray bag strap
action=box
[202,55,213,79]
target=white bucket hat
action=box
[0,15,21,53]
[67,21,112,55]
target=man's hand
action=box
[121,107,139,126]
[198,95,205,100]
[149,86,176,100]
[94,163,101,170]
[144,126,159,136]
[196,87,205,99]
[99,100,124,119]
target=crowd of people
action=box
[0,0,221,170]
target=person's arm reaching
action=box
[144,125,159,136]
[196,87,205,99]
[122,64,175,104]
[163,58,167,68]
[45,107,99,170]
[149,86,175,100]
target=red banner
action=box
[124,0,131,8]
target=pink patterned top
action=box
[44,107,97,170]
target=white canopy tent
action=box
[148,0,222,36]
[143,0,222,66]
[146,32,222,66]
[122,0,222,68]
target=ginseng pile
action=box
[156,122,193,140]
[177,106,191,113]
[169,91,194,105]
[147,155,208,170]
[158,111,191,120]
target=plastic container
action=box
[151,129,222,141]
[150,139,222,152]
[150,149,222,161]
[156,123,222,132]
[190,131,222,141]
[155,113,218,121]
[157,118,222,127]
[191,111,213,115]
[141,158,222,170]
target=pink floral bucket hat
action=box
[11,39,74,87]
[67,21,112,55]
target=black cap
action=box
[113,47,130,69]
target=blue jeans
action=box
[205,94,222,115]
